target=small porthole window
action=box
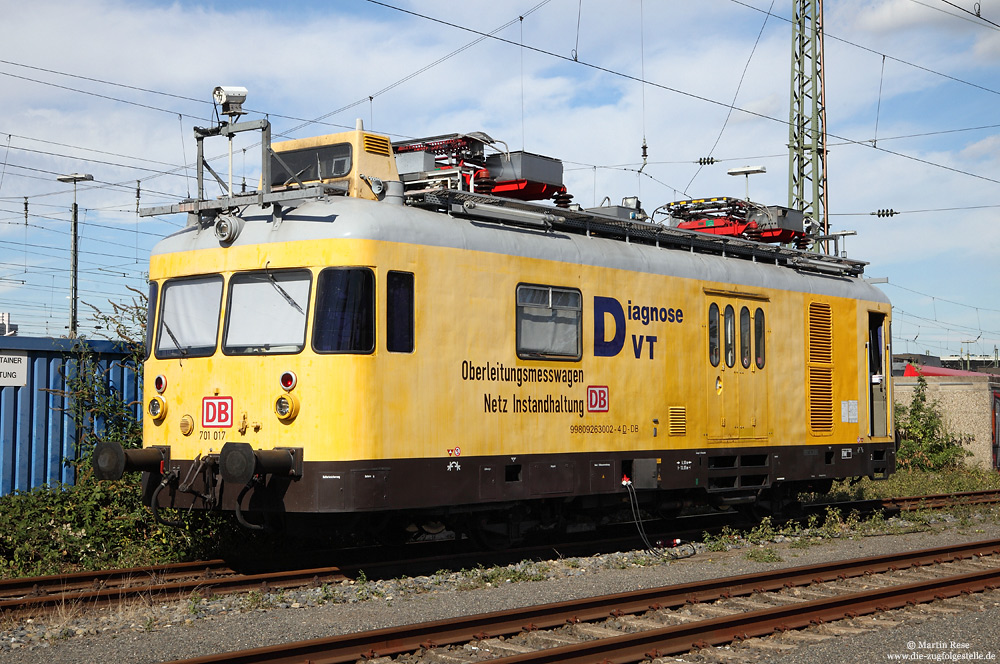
[708,303,720,367]
[755,307,766,369]
[724,305,735,368]
[740,306,751,369]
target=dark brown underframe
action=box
[143,441,896,515]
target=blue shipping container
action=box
[0,336,140,495]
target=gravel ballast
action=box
[3,513,1000,664]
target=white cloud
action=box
[0,0,998,347]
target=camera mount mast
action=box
[141,86,344,229]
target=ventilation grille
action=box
[808,367,834,431]
[363,134,392,157]
[668,406,687,436]
[807,302,834,434]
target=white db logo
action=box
[202,396,233,428]
[587,386,609,412]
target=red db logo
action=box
[202,396,233,428]
[587,386,609,413]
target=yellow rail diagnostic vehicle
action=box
[95,98,894,540]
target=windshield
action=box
[270,143,352,187]
[223,270,311,355]
[155,275,223,359]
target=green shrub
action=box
[895,376,972,471]
[0,294,241,578]
[846,467,1000,501]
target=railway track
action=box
[0,514,717,617]
[881,488,1000,511]
[3,488,998,617]
[0,560,348,616]
[163,538,1000,664]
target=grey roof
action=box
[151,195,889,304]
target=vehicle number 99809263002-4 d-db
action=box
[569,424,638,435]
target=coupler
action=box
[93,441,168,480]
[218,442,302,486]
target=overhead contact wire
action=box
[685,0,775,195]
[367,0,1000,187]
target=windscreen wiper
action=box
[161,320,187,357]
[265,267,304,316]
[283,167,309,187]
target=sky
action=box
[0,0,998,360]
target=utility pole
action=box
[57,173,93,337]
[788,0,828,249]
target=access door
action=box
[993,393,1000,471]
[706,295,769,442]
[867,312,889,438]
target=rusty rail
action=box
[163,538,1000,664]
[6,488,999,618]
[0,559,231,599]
[0,563,347,615]
[882,489,1000,511]
[490,567,1000,664]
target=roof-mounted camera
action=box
[213,86,248,119]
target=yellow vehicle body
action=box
[98,126,894,531]
[137,207,892,518]
[147,240,889,459]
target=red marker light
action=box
[154,374,167,393]
[279,371,297,391]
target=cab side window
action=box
[145,281,158,360]
[387,271,414,353]
[313,268,375,353]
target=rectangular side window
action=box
[313,268,375,353]
[155,275,223,359]
[145,281,158,360]
[516,284,581,360]
[387,271,414,353]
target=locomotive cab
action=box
[268,124,400,201]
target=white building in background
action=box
[0,313,18,336]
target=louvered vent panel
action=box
[363,134,392,157]
[668,407,687,436]
[807,302,834,434]
[808,367,834,432]
[808,302,833,363]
